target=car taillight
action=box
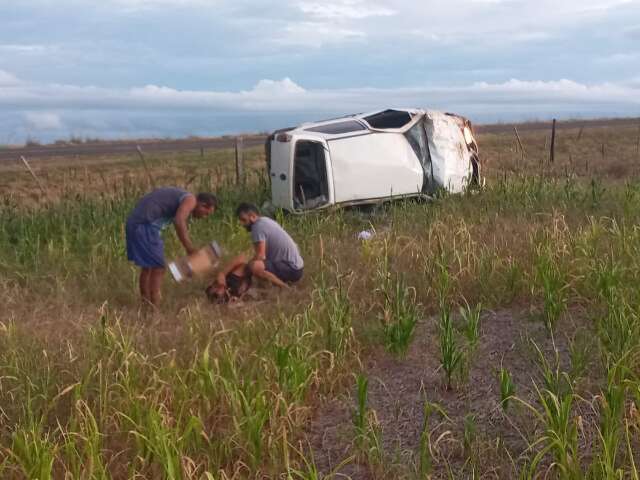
[276,133,292,142]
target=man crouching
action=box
[236,203,304,288]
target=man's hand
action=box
[216,272,226,286]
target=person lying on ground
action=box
[236,202,304,289]
[205,254,253,304]
[126,187,217,306]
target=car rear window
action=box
[305,121,366,134]
[364,109,413,129]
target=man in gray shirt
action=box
[236,203,304,288]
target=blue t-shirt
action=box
[127,187,190,230]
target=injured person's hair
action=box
[206,267,252,304]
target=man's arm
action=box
[216,254,248,285]
[174,195,197,255]
[250,241,289,289]
[252,241,267,262]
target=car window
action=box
[305,121,366,134]
[364,109,413,129]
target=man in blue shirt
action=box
[126,187,217,306]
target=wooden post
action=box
[136,145,156,188]
[235,136,244,185]
[635,124,640,160]
[549,119,556,164]
[576,126,584,142]
[19,156,46,195]
[513,126,526,163]
[200,146,204,158]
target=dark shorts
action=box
[126,221,165,269]
[265,260,304,283]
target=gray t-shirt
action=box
[251,217,304,270]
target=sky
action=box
[1,0,639,143]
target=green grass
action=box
[1,147,640,477]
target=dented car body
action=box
[265,108,480,212]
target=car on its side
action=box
[265,108,481,212]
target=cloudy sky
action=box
[1,0,639,143]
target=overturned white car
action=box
[265,108,480,212]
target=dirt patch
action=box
[307,308,599,479]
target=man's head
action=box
[236,203,260,231]
[205,269,252,304]
[192,192,218,219]
[205,283,229,304]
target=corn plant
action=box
[568,333,591,383]
[598,295,640,368]
[416,401,449,479]
[459,301,482,351]
[353,374,369,446]
[463,413,477,461]
[534,245,568,333]
[317,273,353,360]
[519,343,581,479]
[438,306,464,390]
[498,367,516,411]
[273,343,314,402]
[524,384,581,480]
[379,274,419,356]
[591,363,626,479]
[351,374,383,470]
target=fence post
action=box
[19,155,46,195]
[235,136,244,185]
[513,126,526,164]
[136,145,156,188]
[549,119,556,164]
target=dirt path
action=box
[307,308,597,479]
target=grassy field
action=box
[1,121,640,478]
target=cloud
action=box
[24,112,64,130]
[596,52,640,64]
[2,75,639,113]
[276,21,366,46]
[109,0,211,10]
[298,0,396,20]
[0,70,21,86]
[0,44,49,53]
[3,75,639,143]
